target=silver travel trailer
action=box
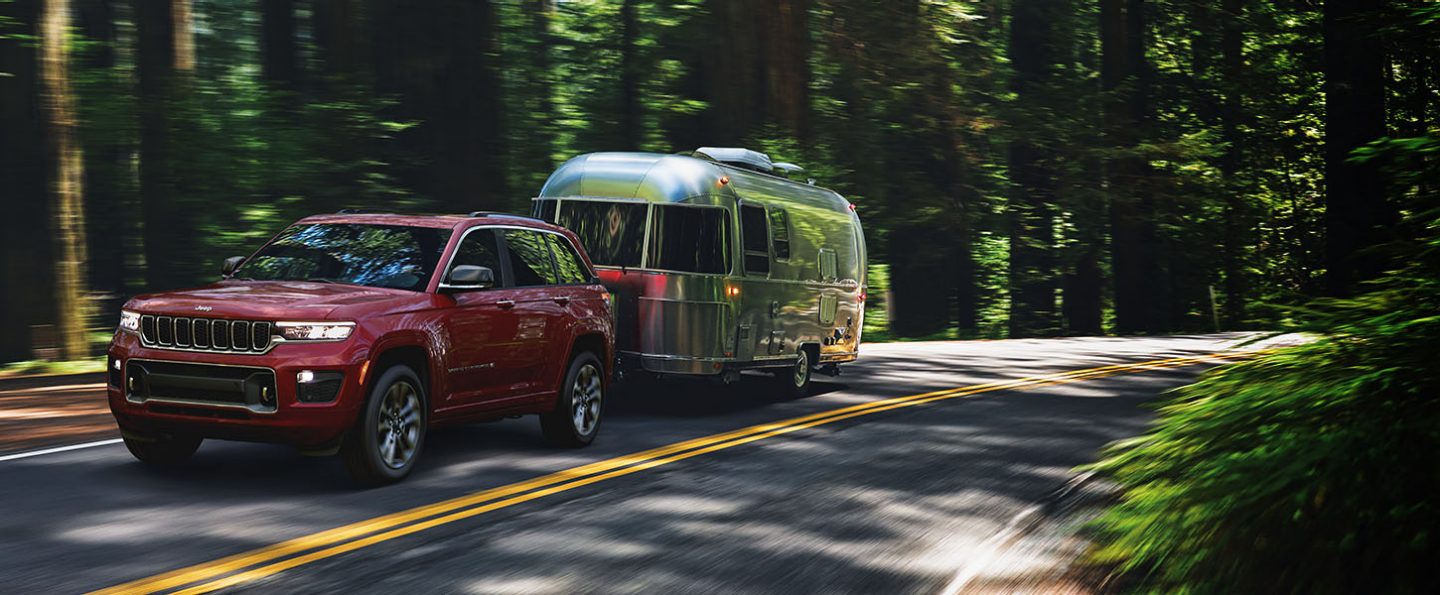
[532,148,866,393]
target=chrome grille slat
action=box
[252,322,271,352]
[156,316,174,345]
[232,321,252,351]
[174,318,192,347]
[137,316,274,354]
[193,319,210,348]
[212,320,230,350]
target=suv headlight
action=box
[276,321,355,341]
[119,310,141,334]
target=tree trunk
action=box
[705,0,762,144]
[523,0,556,172]
[766,0,810,141]
[1220,0,1247,328]
[619,0,642,150]
[1007,0,1062,337]
[1322,0,1391,296]
[77,0,130,312]
[1106,0,1163,334]
[313,0,362,77]
[40,0,92,360]
[0,0,56,362]
[136,0,193,291]
[171,0,194,72]
[262,0,300,91]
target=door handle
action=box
[552,296,571,305]
[494,299,516,309]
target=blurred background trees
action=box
[1,0,1436,363]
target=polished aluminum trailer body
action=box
[533,151,866,377]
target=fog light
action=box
[297,371,344,403]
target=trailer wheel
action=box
[772,346,813,398]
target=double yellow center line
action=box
[93,350,1254,595]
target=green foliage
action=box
[1087,136,1440,593]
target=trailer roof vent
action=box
[693,147,776,174]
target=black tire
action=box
[123,433,202,466]
[540,351,605,448]
[771,346,814,398]
[342,365,427,486]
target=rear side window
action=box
[740,204,770,276]
[768,208,791,260]
[502,229,559,286]
[555,201,647,268]
[545,234,591,284]
[647,205,731,274]
[451,228,505,285]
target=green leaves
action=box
[1088,134,1440,593]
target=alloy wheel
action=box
[571,363,603,436]
[375,381,421,469]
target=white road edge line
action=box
[0,382,108,394]
[0,438,124,462]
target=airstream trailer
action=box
[532,148,866,394]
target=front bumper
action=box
[107,332,368,447]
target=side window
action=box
[502,229,559,286]
[768,208,791,260]
[544,233,590,284]
[740,204,770,276]
[451,228,505,286]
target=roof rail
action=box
[336,208,366,214]
[467,211,542,222]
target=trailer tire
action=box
[772,346,814,398]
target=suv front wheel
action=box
[343,364,426,486]
[541,351,605,447]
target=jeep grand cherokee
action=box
[108,212,614,485]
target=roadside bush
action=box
[1086,136,1440,594]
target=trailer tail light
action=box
[858,290,866,303]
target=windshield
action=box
[234,223,452,291]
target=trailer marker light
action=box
[726,285,741,298]
[718,176,730,187]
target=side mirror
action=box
[443,265,494,290]
[222,256,246,277]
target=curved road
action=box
[1,335,1258,594]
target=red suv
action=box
[108,212,613,484]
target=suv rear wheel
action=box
[123,433,202,466]
[343,364,426,486]
[541,351,605,447]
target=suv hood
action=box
[125,280,429,320]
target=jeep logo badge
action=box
[194,305,213,312]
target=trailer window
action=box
[533,199,558,223]
[768,208,791,260]
[740,204,770,275]
[555,201,646,268]
[647,205,730,274]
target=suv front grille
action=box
[140,315,274,354]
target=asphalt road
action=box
[0,335,1261,594]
